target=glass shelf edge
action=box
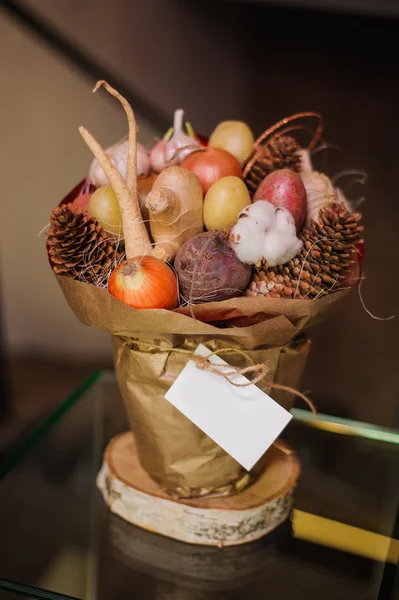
[0,371,104,480]
[291,408,399,444]
[0,577,79,600]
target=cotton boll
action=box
[230,201,302,266]
[238,200,276,226]
[89,140,150,187]
[263,207,303,266]
[274,206,296,231]
[229,216,266,264]
[231,200,277,265]
[262,231,293,267]
[264,231,302,266]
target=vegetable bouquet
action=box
[46,81,363,498]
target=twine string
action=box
[124,340,317,414]
[194,356,269,387]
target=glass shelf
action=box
[0,370,398,600]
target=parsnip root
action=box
[93,80,137,193]
[79,126,152,258]
[80,80,152,259]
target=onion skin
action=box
[108,256,178,309]
[180,147,242,194]
[174,231,251,303]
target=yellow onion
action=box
[108,256,178,309]
[180,147,242,194]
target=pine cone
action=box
[246,204,364,300]
[47,205,124,286]
[243,135,301,196]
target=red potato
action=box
[253,169,306,231]
[174,230,251,303]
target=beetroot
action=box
[253,169,306,231]
[174,231,251,303]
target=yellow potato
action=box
[209,120,254,166]
[203,176,251,231]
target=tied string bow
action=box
[186,347,270,386]
[124,341,316,415]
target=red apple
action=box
[70,193,91,212]
[253,169,306,231]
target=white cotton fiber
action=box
[230,201,302,266]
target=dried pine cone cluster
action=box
[47,205,124,286]
[246,204,363,299]
[243,135,302,196]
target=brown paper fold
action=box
[111,334,310,497]
[55,274,348,497]
[56,275,347,346]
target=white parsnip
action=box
[79,80,152,258]
[79,126,152,258]
[93,80,137,192]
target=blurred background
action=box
[0,0,398,447]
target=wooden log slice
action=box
[97,432,300,547]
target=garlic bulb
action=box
[150,109,200,173]
[89,140,150,187]
[230,200,302,266]
[150,139,171,173]
[301,171,337,226]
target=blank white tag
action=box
[164,344,292,471]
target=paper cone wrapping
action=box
[55,274,347,497]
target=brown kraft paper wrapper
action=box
[55,274,348,498]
